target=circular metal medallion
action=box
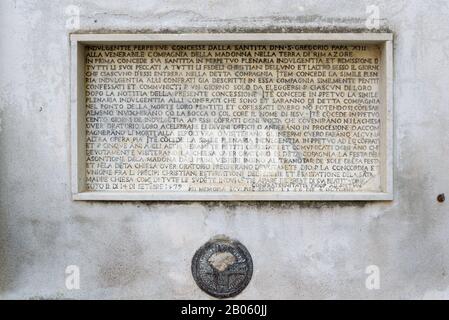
[191,237,253,298]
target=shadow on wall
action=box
[0,194,18,296]
[136,201,372,211]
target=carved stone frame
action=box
[70,33,394,201]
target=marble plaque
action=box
[71,34,393,200]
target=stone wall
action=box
[1,0,448,299]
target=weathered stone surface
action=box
[209,252,236,272]
[1,0,449,300]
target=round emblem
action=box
[191,237,253,298]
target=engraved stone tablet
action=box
[71,34,393,201]
[191,237,253,298]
